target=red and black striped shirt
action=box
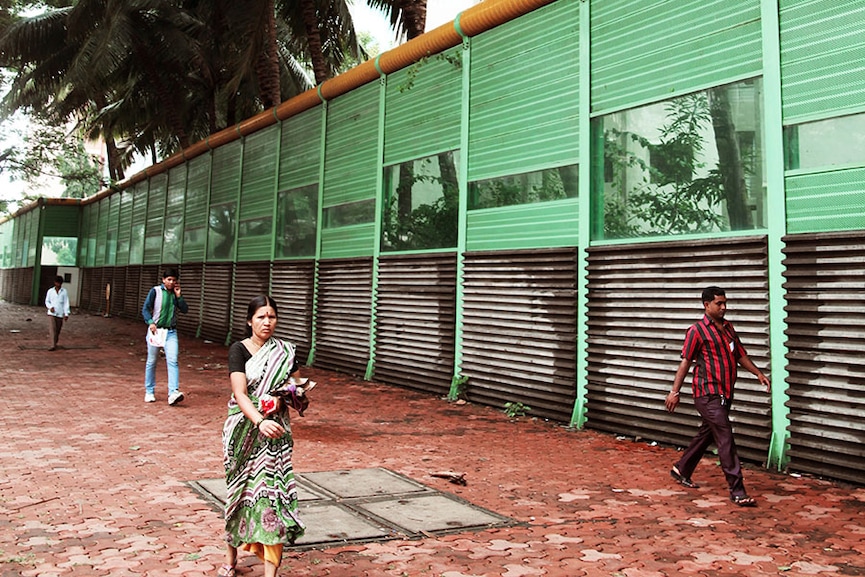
[681,314,746,398]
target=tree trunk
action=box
[256,0,281,108]
[300,0,329,84]
[399,0,427,40]
[710,87,752,230]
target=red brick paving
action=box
[1,301,863,577]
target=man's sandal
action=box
[670,468,699,489]
[731,494,757,507]
[217,564,236,577]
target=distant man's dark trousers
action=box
[674,395,746,497]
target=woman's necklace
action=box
[249,336,266,350]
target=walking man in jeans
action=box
[665,286,771,507]
[142,267,188,405]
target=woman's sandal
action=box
[731,494,757,507]
[217,564,236,577]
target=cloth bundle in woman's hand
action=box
[272,377,316,416]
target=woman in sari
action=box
[219,295,305,577]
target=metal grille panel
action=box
[313,258,373,376]
[200,263,233,345]
[373,253,457,396]
[178,263,203,337]
[781,232,865,484]
[586,236,772,463]
[123,266,142,319]
[271,260,316,365]
[230,262,271,343]
[460,248,578,422]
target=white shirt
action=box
[46,287,70,318]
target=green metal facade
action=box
[2,0,864,484]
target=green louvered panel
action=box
[466,198,579,252]
[184,154,211,263]
[591,0,761,114]
[163,166,186,264]
[79,204,92,267]
[320,223,375,259]
[780,1,865,123]
[95,197,109,266]
[106,193,120,265]
[42,205,79,237]
[129,182,147,265]
[116,189,133,266]
[279,107,322,188]
[144,174,167,264]
[238,125,279,262]
[384,46,462,164]
[26,210,38,266]
[786,168,865,234]
[323,83,379,208]
[468,0,579,182]
[210,141,242,205]
[13,217,24,267]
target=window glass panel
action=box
[783,113,865,171]
[276,184,318,258]
[41,237,78,266]
[382,150,460,252]
[595,78,766,240]
[207,202,236,260]
[469,164,578,210]
[162,215,183,263]
[323,199,375,228]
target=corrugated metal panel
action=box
[95,199,108,266]
[320,224,375,260]
[785,168,865,234]
[106,194,120,266]
[177,263,203,337]
[42,205,80,238]
[279,107,322,188]
[79,268,94,312]
[780,0,865,123]
[313,258,373,376]
[781,231,865,484]
[108,266,125,317]
[210,141,242,205]
[238,126,279,262]
[163,166,186,265]
[460,248,578,422]
[96,267,112,314]
[591,0,761,114]
[585,236,772,463]
[183,155,211,263]
[12,267,33,304]
[144,174,167,264]
[373,253,457,396]
[466,198,579,252]
[384,46,462,164]
[116,190,133,266]
[123,266,142,319]
[322,82,379,208]
[469,0,579,181]
[272,260,316,365]
[129,183,147,265]
[200,263,233,345]
[229,262,271,343]
[139,265,161,320]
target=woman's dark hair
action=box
[247,295,279,320]
[245,295,279,336]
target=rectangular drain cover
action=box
[189,467,514,549]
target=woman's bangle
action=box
[255,417,265,427]
[669,391,679,396]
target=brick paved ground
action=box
[1,301,863,577]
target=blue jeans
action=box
[144,329,180,395]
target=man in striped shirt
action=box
[665,286,771,507]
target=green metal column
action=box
[226,134,246,345]
[365,69,388,381]
[448,26,471,400]
[571,0,590,428]
[307,95,329,366]
[761,0,791,470]
[31,202,46,306]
